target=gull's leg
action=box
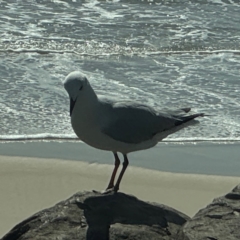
[106,152,120,190]
[114,154,129,192]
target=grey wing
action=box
[101,102,178,144]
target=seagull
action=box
[63,71,205,193]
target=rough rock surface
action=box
[1,191,190,240]
[179,184,240,240]
[3,185,240,240]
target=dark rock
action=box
[179,184,240,240]
[1,191,189,240]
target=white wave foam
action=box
[0,134,240,143]
[0,133,78,141]
[1,48,240,56]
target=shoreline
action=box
[0,141,239,176]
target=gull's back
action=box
[98,97,188,144]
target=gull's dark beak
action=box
[70,98,76,116]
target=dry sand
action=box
[0,155,240,238]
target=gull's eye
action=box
[79,85,83,91]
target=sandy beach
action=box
[1,151,240,238]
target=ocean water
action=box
[0,0,240,143]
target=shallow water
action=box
[0,0,240,142]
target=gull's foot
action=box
[101,186,119,194]
[101,188,115,194]
[92,190,101,194]
[113,185,119,192]
[80,216,87,228]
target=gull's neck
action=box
[71,86,101,142]
[72,85,99,120]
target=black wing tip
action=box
[197,113,205,117]
[181,108,211,117]
[196,113,213,117]
[175,113,206,126]
[181,108,191,113]
[187,113,206,119]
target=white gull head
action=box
[63,71,96,116]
